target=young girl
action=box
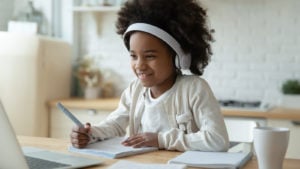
[71,0,229,152]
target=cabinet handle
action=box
[292,121,300,126]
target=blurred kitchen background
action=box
[1,0,299,103]
[0,0,300,158]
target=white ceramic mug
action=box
[253,127,290,169]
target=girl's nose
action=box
[135,57,146,69]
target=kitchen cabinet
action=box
[267,119,300,159]
[224,117,267,153]
[49,106,111,138]
[0,33,71,137]
[48,98,118,138]
[224,117,267,142]
[224,108,300,159]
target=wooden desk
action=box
[18,136,300,169]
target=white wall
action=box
[77,12,131,95]
[3,0,300,103]
[0,0,53,35]
[201,0,300,104]
[17,0,53,35]
[0,0,14,30]
[75,0,300,103]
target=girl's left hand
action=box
[122,132,158,148]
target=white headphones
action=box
[123,23,191,70]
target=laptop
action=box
[0,100,102,169]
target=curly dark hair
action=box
[115,0,213,76]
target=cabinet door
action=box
[224,117,266,142]
[50,108,110,138]
[267,119,300,159]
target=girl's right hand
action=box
[70,123,91,148]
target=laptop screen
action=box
[0,101,102,169]
[0,101,30,169]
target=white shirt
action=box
[140,88,172,133]
[91,75,229,152]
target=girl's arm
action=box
[88,85,133,141]
[158,77,229,151]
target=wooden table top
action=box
[18,136,300,169]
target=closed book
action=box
[68,137,158,159]
[168,151,252,169]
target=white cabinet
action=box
[267,119,300,159]
[224,117,267,142]
[50,107,111,138]
[224,117,300,159]
[0,32,71,137]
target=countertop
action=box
[48,98,300,121]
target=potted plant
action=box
[76,56,102,99]
[280,79,300,109]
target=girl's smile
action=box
[137,72,152,80]
[129,32,177,98]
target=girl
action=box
[71,0,229,152]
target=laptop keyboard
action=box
[25,156,71,169]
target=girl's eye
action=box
[145,55,155,59]
[130,54,137,60]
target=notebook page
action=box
[69,137,158,158]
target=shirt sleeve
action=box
[158,77,229,152]
[89,83,133,140]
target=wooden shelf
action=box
[73,6,120,12]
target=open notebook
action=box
[69,137,158,159]
[0,100,102,169]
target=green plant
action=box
[282,80,300,94]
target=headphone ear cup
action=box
[175,55,180,68]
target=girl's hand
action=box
[122,132,158,148]
[70,123,91,148]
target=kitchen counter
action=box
[48,98,300,121]
[49,98,119,111]
[222,107,300,121]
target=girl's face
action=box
[129,31,176,98]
